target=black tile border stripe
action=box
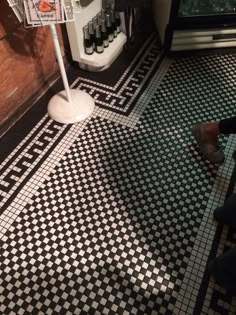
[0,124,72,216]
[72,35,163,116]
[0,117,51,174]
[112,34,158,88]
[125,50,166,116]
[95,48,165,116]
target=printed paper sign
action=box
[24,0,64,25]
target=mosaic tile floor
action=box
[1,35,236,315]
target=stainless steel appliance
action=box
[152,0,236,51]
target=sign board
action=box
[23,0,64,25]
[7,0,75,26]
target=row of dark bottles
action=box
[83,8,121,55]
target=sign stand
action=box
[7,0,95,124]
[48,23,95,124]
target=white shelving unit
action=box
[66,0,127,72]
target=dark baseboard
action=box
[0,69,62,138]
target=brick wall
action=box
[0,0,66,133]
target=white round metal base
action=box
[47,89,95,124]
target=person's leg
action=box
[208,248,236,295]
[192,116,236,163]
[192,121,224,163]
[195,122,220,143]
[208,194,236,295]
[214,193,236,229]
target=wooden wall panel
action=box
[0,0,66,132]
[0,0,20,39]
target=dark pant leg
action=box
[209,248,236,295]
[214,193,236,229]
[219,116,236,134]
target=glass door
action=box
[179,0,236,17]
[164,0,236,50]
[170,0,236,30]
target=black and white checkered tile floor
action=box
[1,36,236,314]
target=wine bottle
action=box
[105,2,111,13]
[92,16,98,30]
[105,13,114,42]
[101,18,109,48]
[95,25,104,53]
[83,25,94,55]
[88,21,95,48]
[101,8,106,20]
[110,11,117,38]
[97,12,102,25]
[115,11,121,34]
